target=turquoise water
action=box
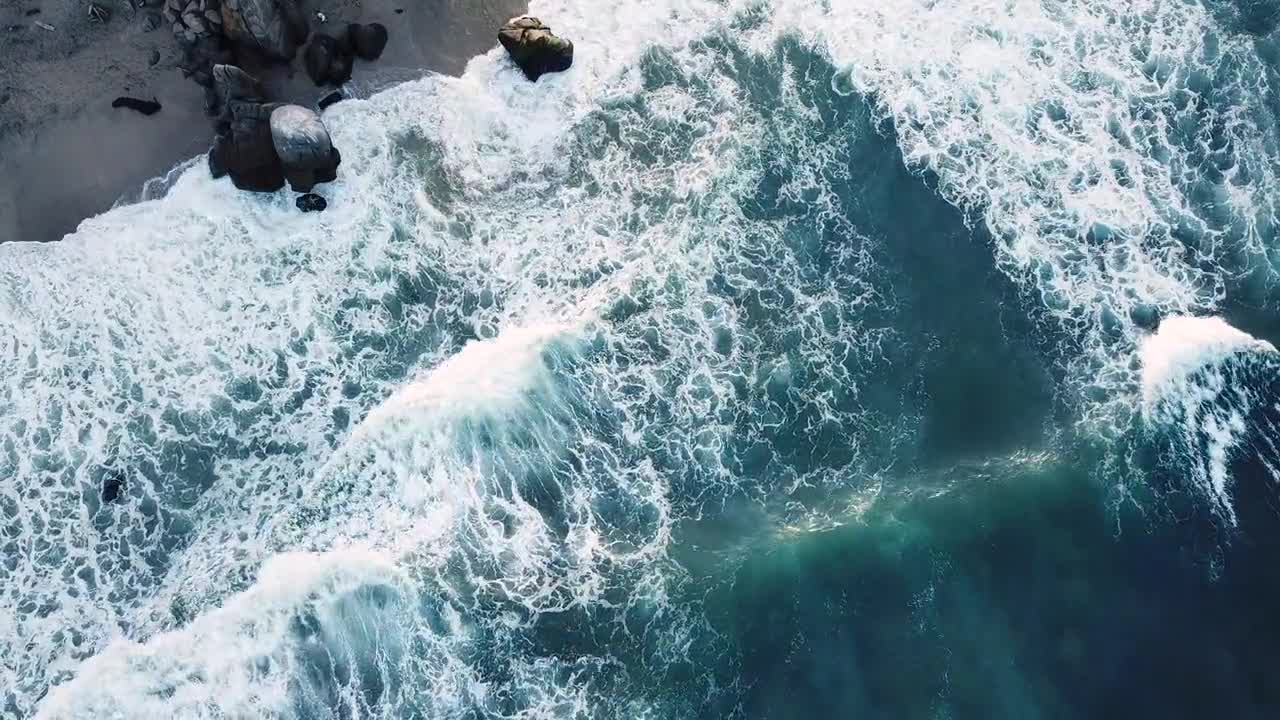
[4,0,1280,717]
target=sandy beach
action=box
[0,0,525,243]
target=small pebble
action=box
[0,93,10,106]
[394,7,403,13]
[149,48,160,65]
[25,8,40,16]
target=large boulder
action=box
[220,0,308,60]
[209,100,285,191]
[270,104,341,192]
[497,16,573,81]
[346,22,388,61]
[209,63,265,122]
[304,33,354,86]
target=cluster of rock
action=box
[304,22,388,86]
[161,0,308,89]
[185,15,574,211]
[162,0,224,45]
[207,65,341,199]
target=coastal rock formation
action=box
[269,104,341,192]
[347,22,388,61]
[205,67,342,194]
[164,0,224,45]
[209,63,264,121]
[209,100,285,191]
[207,65,283,191]
[304,33,354,86]
[220,0,308,60]
[498,16,573,81]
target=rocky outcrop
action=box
[164,0,224,45]
[207,65,283,191]
[205,65,342,197]
[304,33,354,87]
[270,104,341,192]
[347,22,388,61]
[498,16,573,81]
[220,0,308,60]
[209,100,285,192]
[205,63,260,122]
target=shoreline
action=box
[0,0,525,244]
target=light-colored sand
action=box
[0,0,525,243]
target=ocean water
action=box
[4,0,1280,717]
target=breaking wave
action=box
[4,0,1280,716]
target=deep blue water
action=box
[4,0,1280,717]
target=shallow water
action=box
[4,0,1280,717]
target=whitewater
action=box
[5,0,1280,717]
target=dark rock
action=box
[498,16,573,81]
[220,0,305,60]
[394,8,403,14]
[317,90,343,110]
[209,63,264,119]
[296,193,326,212]
[315,147,339,184]
[0,93,9,106]
[143,11,161,31]
[101,472,125,503]
[209,100,285,191]
[331,50,353,84]
[303,34,335,84]
[346,22,387,61]
[25,8,40,16]
[148,48,161,65]
[304,33,353,86]
[278,0,308,46]
[270,104,340,191]
[112,96,162,115]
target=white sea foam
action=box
[36,549,410,719]
[1140,316,1278,524]
[2,0,1278,715]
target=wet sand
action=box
[0,0,525,243]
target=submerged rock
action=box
[296,193,327,212]
[498,16,573,81]
[270,104,341,192]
